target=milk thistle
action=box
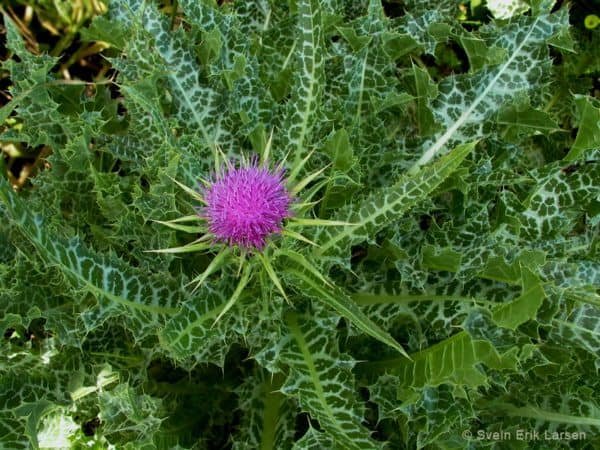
[149,134,351,323]
[203,156,292,250]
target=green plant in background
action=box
[0,0,109,189]
[0,0,599,449]
[6,0,107,55]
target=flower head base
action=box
[203,159,292,249]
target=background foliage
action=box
[1,0,599,448]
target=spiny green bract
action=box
[1,0,599,449]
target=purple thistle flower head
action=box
[203,158,293,250]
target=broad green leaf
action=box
[481,399,600,432]
[293,426,336,449]
[323,129,354,172]
[158,279,233,366]
[80,16,127,49]
[492,267,545,330]
[412,11,567,169]
[285,268,409,357]
[565,95,600,161]
[518,162,599,239]
[0,178,180,341]
[283,0,325,170]
[233,371,296,450]
[458,34,504,72]
[360,270,545,387]
[315,141,476,258]
[361,330,518,389]
[421,245,462,273]
[1,16,67,148]
[410,64,439,137]
[550,304,600,358]
[281,313,382,450]
[110,0,229,146]
[377,383,475,448]
[497,98,562,142]
[97,384,162,447]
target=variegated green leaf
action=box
[284,267,408,357]
[281,313,382,450]
[283,0,325,170]
[0,178,179,341]
[315,141,476,259]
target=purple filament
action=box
[203,160,292,249]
